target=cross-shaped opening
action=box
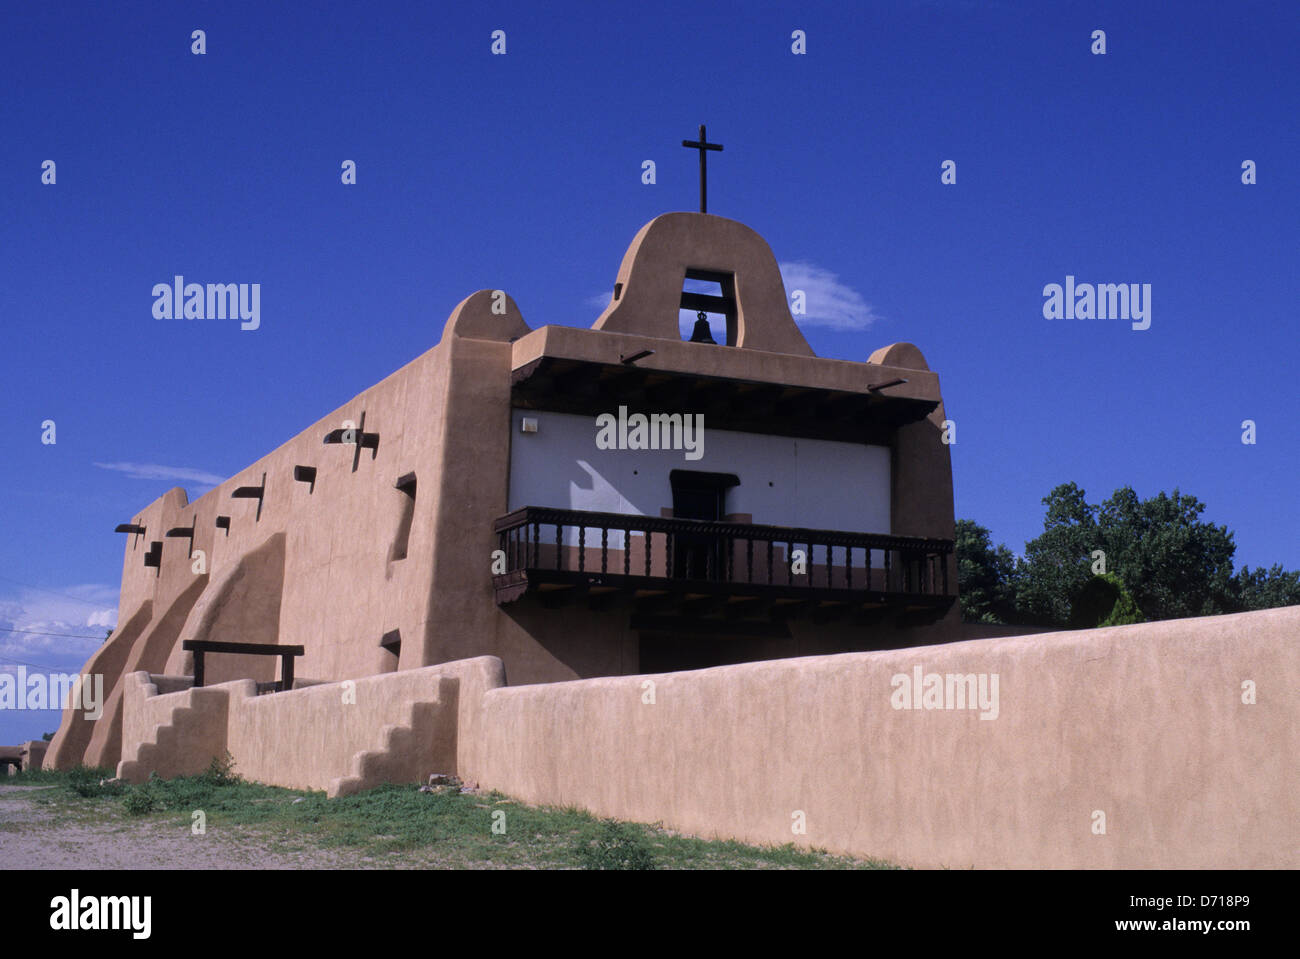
[680,269,737,346]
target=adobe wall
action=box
[467,606,1299,868]
[120,673,199,764]
[103,610,1293,867]
[225,664,465,793]
[114,658,504,795]
[870,342,959,635]
[155,336,454,686]
[117,673,230,781]
[20,740,48,771]
[415,313,525,673]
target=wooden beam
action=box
[182,640,305,656]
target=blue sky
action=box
[2,0,1297,743]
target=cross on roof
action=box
[681,124,723,214]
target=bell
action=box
[688,311,716,344]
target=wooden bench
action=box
[182,640,305,692]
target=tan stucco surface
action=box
[118,672,229,782]
[469,607,1299,868]
[224,666,458,796]
[115,659,502,798]
[594,212,814,354]
[512,324,942,402]
[100,608,1296,867]
[101,613,1300,868]
[20,741,48,770]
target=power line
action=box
[0,625,107,642]
[0,654,73,671]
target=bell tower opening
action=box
[680,269,737,345]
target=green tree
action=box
[1002,483,1272,627]
[1068,573,1143,628]
[1232,564,1300,612]
[1013,483,1099,626]
[1094,487,1236,620]
[954,519,1017,623]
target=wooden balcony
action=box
[492,507,955,631]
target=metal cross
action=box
[681,124,723,214]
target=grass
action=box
[3,763,900,870]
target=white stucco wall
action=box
[506,409,890,545]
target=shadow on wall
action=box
[171,532,288,687]
[43,601,153,769]
[498,602,638,683]
[82,573,210,769]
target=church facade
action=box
[46,211,959,773]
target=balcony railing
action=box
[492,507,954,619]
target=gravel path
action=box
[0,785,384,870]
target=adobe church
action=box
[28,136,1297,874]
[45,192,959,775]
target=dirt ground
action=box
[0,784,385,870]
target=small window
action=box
[390,473,416,561]
[379,629,401,672]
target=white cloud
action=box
[778,261,881,330]
[86,609,116,628]
[93,461,225,492]
[0,584,118,664]
[585,290,614,311]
